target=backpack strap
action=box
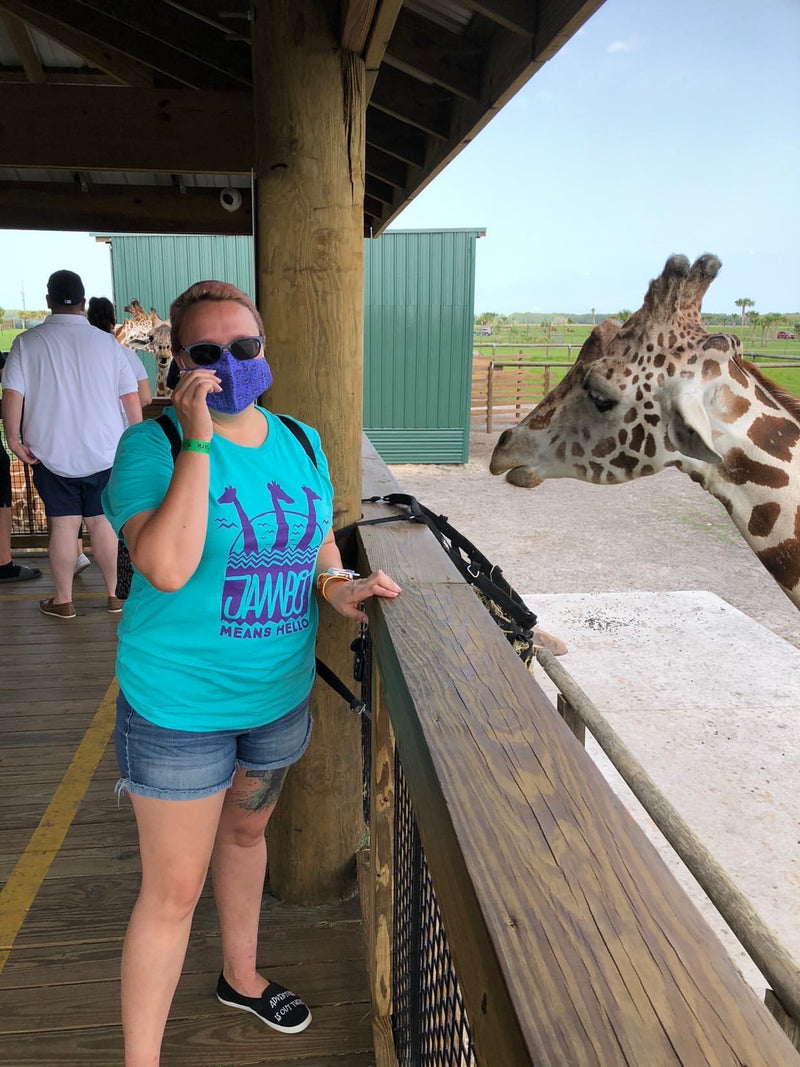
[155,412,182,461]
[277,413,318,470]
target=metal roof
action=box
[0,0,605,236]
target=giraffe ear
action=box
[668,394,721,464]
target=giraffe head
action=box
[114,299,154,347]
[150,323,173,396]
[489,254,750,490]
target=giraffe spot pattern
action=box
[571,442,585,457]
[555,441,567,462]
[718,447,790,488]
[624,407,637,423]
[589,461,604,481]
[716,385,751,423]
[748,502,781,538]
[747,414,800,462]
[573,464,588,477]
[754,385,780,411]
[629,424,645,452]
[728,360,748,387]
[653,353,666,368]
[610,452,638,475]
[702,359,721,380]
[640,465,654,476]
[529,405,555,429]
[618,428,628,445]
[702,336,730,352]
[644,414,659,426]
[592,437,616,458]
[757,506,800,591]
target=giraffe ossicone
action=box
[490,253,800,608]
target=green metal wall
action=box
[364,229,481,463]
[105,229,480,463]
[107,234,255,319]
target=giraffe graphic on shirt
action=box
[217,480,327,639]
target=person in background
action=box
[0,439,42,584]
[1,269,142,618]
[102,279,401,1065]
[88,296,153,412]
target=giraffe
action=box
[150,323,173,397]
[490,254,800,608]
[114,300,153,348]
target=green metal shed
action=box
[364,229,483,464]
[101,228,483,463]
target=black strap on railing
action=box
[320,492,540,713]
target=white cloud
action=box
[607,35,643,53]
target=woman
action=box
[88,296,153,411]
[102,280,401,1065]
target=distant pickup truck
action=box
[475,326,492,336]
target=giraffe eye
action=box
[586,388,617,413]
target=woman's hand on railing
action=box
[322,569,401,623]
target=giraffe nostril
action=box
[498,429,511,448]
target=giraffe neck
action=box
[697,373,800,606]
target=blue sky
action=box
[1,0,797,317]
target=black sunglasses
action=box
[182,335,263,366]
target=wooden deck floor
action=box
[0,553,375,1066]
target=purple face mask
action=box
[205,350,274,414]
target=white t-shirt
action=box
[121,346,149,426]
[3,313,138,478]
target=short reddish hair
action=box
[169,281,264,354]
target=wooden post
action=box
[252,0,366,903]
[487,362,494,434]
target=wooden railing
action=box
[355,436,800,1066]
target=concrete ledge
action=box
[523,589,800,997]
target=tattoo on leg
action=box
[235,767,288,812]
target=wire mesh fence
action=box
[392,755,477,1067]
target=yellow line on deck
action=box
[0,679,118,973]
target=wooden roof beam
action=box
[384,7,483,101]
[366,109,428,167]
[363,0,402,98]
[74,0,253,87]
[0,0,154,86]
[0,10,45,82]
[161,0,252,39]
[457,0,536,37]
[2,0,242,90]
[370,65,452,139]
[0,179,253,234]
[2,86,254,172]
[365,144,409,188]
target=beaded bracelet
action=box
[181,438,211,454]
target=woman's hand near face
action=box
[170,367,220,440]
[322,569,401,624]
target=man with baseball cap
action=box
[1,269,143,618]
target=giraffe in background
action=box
[114,300,153,348]
[491,254,800,607]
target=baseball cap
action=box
[47,270,85,306]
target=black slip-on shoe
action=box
[216,973,312,1034]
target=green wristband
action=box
[181,438,211,454]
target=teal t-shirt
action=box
[102,406,334,731]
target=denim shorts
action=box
[115,689,312,801]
